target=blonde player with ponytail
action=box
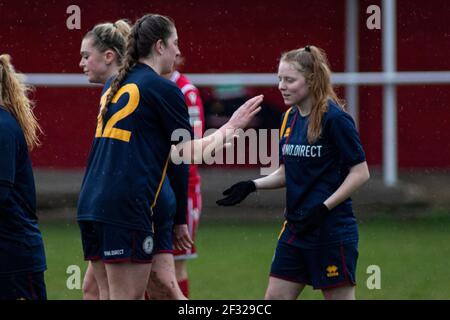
[0,54,47,299]
[218,45,370,300]
[79,19,189,300]
[77,14,262,300]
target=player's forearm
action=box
[253,165,286,190]
[172,94,264,164]
[173,124,236,164]
[324,161,370,210]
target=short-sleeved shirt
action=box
[0,107,47,275]
[279,100,366,248]
[77,63,192,232]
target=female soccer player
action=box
[77,14,262,300]
[79,19,189,300]
[163,57,205,298]
[0,54,47,300]
[217,45,370,300]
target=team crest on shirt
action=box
[142,236,154,254]
[326,265,339,278]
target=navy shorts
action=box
[270,222,358,290]
[152,178,176,253]
[0,271,47,300]
[79,221,154,263]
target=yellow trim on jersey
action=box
[277,221,287,240]
[284,127,291,138]
[95,88,111,138]
[151,154,171,209]
[279,107,293,139]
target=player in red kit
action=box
[166,57,204,298]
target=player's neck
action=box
[139,57,162,75]
[103,66,120,84]
[296,97,312,116]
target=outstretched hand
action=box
[227,95,263,130]
[216,180,256,206]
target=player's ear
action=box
[104,49,116,66]
[155,39,165,56]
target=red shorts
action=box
[173,183,201,260]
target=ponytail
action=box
[84,19,132,66]
[102,30,138,116]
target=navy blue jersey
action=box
[279,101,366,248]
[0,107,47,275]
[77,63,192,231]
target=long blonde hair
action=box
[281,45,345,144]
[0,54,42,149]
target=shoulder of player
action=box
[324,100,350,120]
[139,73,182,98]
[0,108,21,136]
[323,100,355,129]
[176,74,199,95]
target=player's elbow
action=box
[360,163,370,184]
[365,169,371,182]
[351,161,370,185]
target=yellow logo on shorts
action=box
[326,265,339,278]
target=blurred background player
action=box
[163,56,205,298]
[77,13,262,299]
[217,45,370,300]
[0,54,47,300]
[79,19,186,300]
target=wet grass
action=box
[39,211,450,300]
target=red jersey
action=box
[170,71,204,187]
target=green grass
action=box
[39,212,450,300]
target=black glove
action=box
[297,203,330,235]
[216,180,256,206]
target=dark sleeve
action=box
[158,85,194,144]
[328,113,366,167]
[0,184,11,204]
[0,130,16,186]
[166,162,188,225]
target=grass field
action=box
[40,211,450,300]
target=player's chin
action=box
[282,98,294,106]
[88,75,102,84]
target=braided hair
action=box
[102,14,175,116]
